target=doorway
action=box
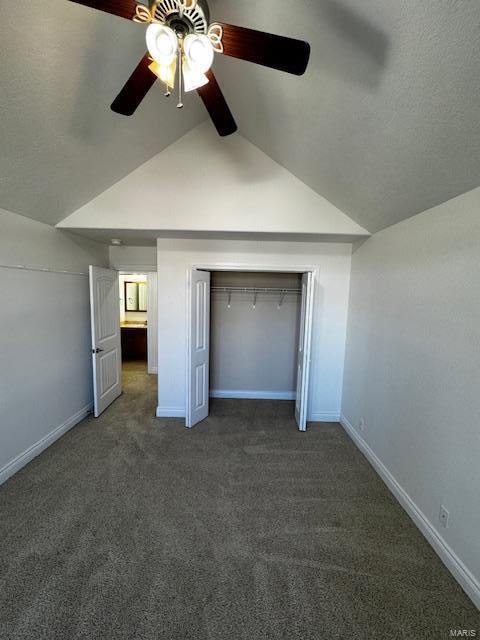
[186,266,315,431]
[119,273,148,370]
[118,272,158,375]
[89,266,158,418]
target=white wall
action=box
[58,124,369,241]
[109,246,157,272]
[210,272,301,397]
[156,238,352,421]
[341,188,480,607]
[0,209,108,483]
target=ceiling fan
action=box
[68,0,311,137]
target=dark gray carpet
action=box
[1,362,478,639]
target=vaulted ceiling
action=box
[0,0,205,226]
[2,0,480,233]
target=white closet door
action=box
[295,271,314,431]
[186,270,211,428]
[89,266,122,417]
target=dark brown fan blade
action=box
[197,70,237,137]
[67,0,138,20]
[111,54,157,116]
[216,23,310,76]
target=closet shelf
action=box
[212,286,301,309]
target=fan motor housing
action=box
[153,0,210,35]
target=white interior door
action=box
[186,269,211,428]
[295,271,314,431]
[89,266,122,417]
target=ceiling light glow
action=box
[146,24,178,65]
[184,34,214,73]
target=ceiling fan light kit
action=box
[68,0,311,136]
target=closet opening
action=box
[186,267,314,431]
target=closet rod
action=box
[211,287,301,293]
[0,263,87,277]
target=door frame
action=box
[186,262,317,429]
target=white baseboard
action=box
[0,403,93,486]
[210,389,296,400]
[340,414,480,610]
[310,412,341,423]
[156,406,185,418]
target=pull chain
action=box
[177,44,183,109]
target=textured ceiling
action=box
[0,1,205,225]
[2,1,480,232]
[211,0,480,232]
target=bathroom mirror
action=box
[125,282,147,312]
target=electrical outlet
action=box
[439,505,450,528]
[358,419,365,432]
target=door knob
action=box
[92,348,104,354]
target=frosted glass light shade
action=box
[146,24,177,65]
[184,34,214,73]
[182,59,209,92]
[149,59,177,89]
